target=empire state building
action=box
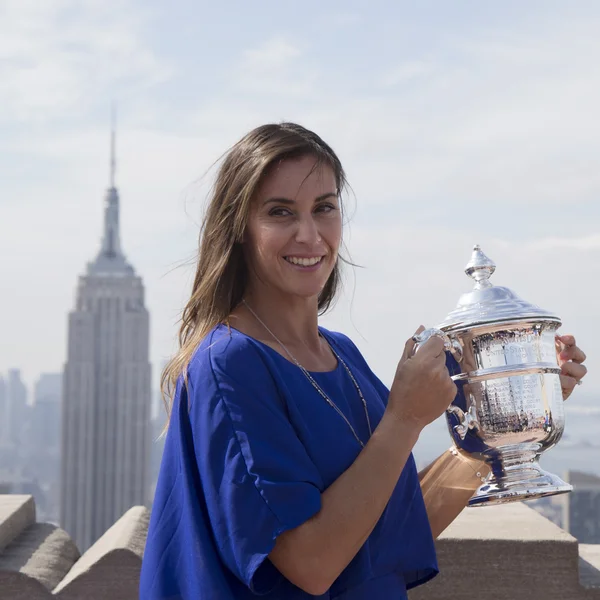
[60,123,152,551]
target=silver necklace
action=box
[242,299,373,448]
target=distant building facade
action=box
[33,373,62,453]
[60,123,151,551]
[6,369,28,446]
[563,470,600,544]
[28,373,63,523]
[0,375,6,446]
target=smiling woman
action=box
[138,123,478,599]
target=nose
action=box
[295,213,321,244]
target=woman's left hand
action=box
[556,334,588,401]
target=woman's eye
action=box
[269,207,292,217]
[316,203,336,213]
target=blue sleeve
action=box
[187,331,323,594]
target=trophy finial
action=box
[465,244,496,288]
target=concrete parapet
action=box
[580,544,600,591]
[0,523,79,593]
[0,496,149,600]
[0,496,36,553]
[409,502,600,600]
[0,495,79,599]
[0,495,598,599]
[0,571,53,599]
[53,505,149,599]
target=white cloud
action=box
[242,36,301,71]
[516,235,600,251]
[232,36,316,97]
[0,0,171,121]
[381,61,432,87]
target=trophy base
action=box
[468,461,572,507]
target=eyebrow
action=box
[262,192,338,206]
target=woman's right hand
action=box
[387,326,457,431]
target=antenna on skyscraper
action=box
[110,103,117,189]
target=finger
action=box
[561,362,588,381]
[402,326,425,361]
[560,375,577,401]
[419,336,446,358]
[557,334,576,348]
[559,345,587,364]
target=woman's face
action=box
[243,155,342,302]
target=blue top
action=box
[140,324,437,599]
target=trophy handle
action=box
[411,328,463,362]
[412,328,471,438]
[447,404,480,439]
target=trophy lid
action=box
[438,245,561,331]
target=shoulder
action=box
[187,324,269,385]
[184,325,289,434]
[321,328,389,392]
[320,327,371,369]
[320,327,362,357]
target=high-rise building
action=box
[60,118,151,551]
[6,369,28,446]
[562,470,600,544]
[33,373,63,452]
[0,375,6,445]
[28,373,64,524]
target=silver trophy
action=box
[414,245,572,506]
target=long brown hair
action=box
[161,122,349,422]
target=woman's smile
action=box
[283,255,326,270]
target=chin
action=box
[265,263,335,300]
[283,285,325,300]
[277,278,329,300]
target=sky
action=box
[1,1,599,457]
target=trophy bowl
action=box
[415,245,572,507]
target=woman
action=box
[139,122,587,599]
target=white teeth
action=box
[285,256,323,266]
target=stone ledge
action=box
[409,503,600,600]
[0,496,598,599]
[0,497,149,600]
[0,522,79,592]
[0,495,36,553]
[53,505,149,599]
[580,544,600,590]
[439,501,577,542]
[0,571,53,600]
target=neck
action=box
[241,285,321,351]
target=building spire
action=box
[87,105,133,275]
[100,103,122,258]
[110,103,116,189]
